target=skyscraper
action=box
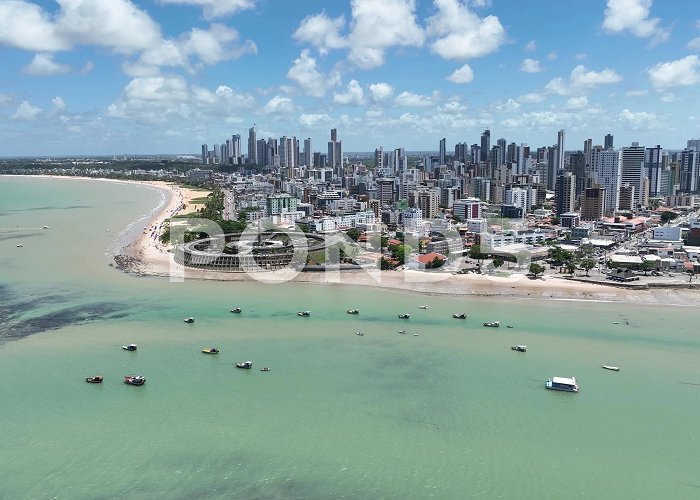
[557,129,565,172]
[480,129,490,162]
[328,129,343,176]
[231,135,241,164]
[569,152,587,199]
[303,138,313,167]
[555,172,576,214]
[374,147,384,170]
[201,144,208,165]
[680,148,699,192]
[645,145,663,197]
[590,146,620,214]
[604,134,614,149]
[439,138,446,166]
[620,142,646,209]
[580,187,607,221]
[247,126,257,164]
[546,145,558,190]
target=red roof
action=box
[387,238,402,246]
[416,252,446,264]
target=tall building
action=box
[470,144,481,165]
[557,129,565,172]
[480,129,490,162]
[555,172,576,214]
[327,129,343,176]
[680,148,699,192]
[497,138,507,162]
[546,145,558,190]
[505,186,535,215]
[590,146,620,214]
[569,152,587,200]
[580,187,606,221]
[247,126,257,164]
[377,178,395,206]
[687,138,700,150]
[417,190,439,219]
[303,138,312,167]
[620,142,646,209]
[231,135,241,164]
[256,139,267,166]
[645,145,663,197]
[618,184,635,211]
[454,142,468,163]
[374,147,384,170]
[604,134,614,149]
[439,138,446,166]
[453,198,483,220]
[201,144,207,165]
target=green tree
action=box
[565,261,577,275]
[641,259,655,275]
[529,263,545,278]
[660,211,679,224]
[579,258,596,276]
[426,256,445,269]
[493,256,505,269]
[346,228,361,242]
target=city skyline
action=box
[1,0,699,155]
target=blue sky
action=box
[0,0,699,156]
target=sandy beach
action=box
[112,181,700,307]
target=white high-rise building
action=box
[505,186,535,215]
[557,129,565,172]
[620,142,646,209]
[231,135,241,164]
[247,126,257,164]
[303,138,313,167]
[590,146,621,214]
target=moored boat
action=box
[398,313,410,319]
[85,376,103,383]
[511,345,527,352]
[347,309,359,314]
[184,317,195,323]
[546,376,579,392]
[298,311,311,317]
[453,313,467,319]
[602,365,620,371]
[122,344,137,351]
[398,330,407,334]
[418,305,428,309]
[483,321,500,328]
[236,361,253,369]
[202,347,219,354]
[124,375,146,386]
[356,331,364,336]
[230,307,242,313]
[260,367,271,372]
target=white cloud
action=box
[333,80,365,105]
[286,50,339,97]
[545,65,622,95]
[52,96,66,110]
[689,37,700,50]
[22,53,70,76]
[618,108,658,128]
[625,89,649,97]
[427,0,506,60]
[346,0,425,69]
[565,96,589,110]
[157,0,255,20]
[446,63,474,83]
[293,12,346,55]
[493,99,520,112]
[519,58,542,73]
[0,93,13,106]
[263,95,296,114]
[368,82,394,101]
[547,51,557,61]
[602,0,669,44]
[660,93,678,102]
[0,0,69,52]
[12,100,42,121]
[517,92,546,103]
[648,55,700,89]
[524,40,537,51]
[395,90,440,107]
[299,113,332,128]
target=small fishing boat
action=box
[356,332,364,336]
[453,313,467,319]
[413,333,420,336]
[230,307,242,313]
[42,226,50,229]
[602,365,620,371]
[16,244,23,248]
[85,376,103,383]
[298,311,311,317]
[184,317,195,323]
[506,325,514,329]
[202,347,219,354]
[347,309,359,315]
[124,375,146,386]
[260,367,271,372]
[511,345,527,352]
[398,314,410,319]
[483,321,500,328]
[398,330,407,334]
[122,344,137,351]
[418,305,428,309]
[236,361,253,369]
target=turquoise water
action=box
[1,176,700,499]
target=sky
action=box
[0,0,699,156]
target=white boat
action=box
[122,344,137,351]
[398,313,410,319]
[398,330,406,334]
[511,345,527,352]
[42,226,50,229]
[183,317,195,323]
[355,332,364,336]
[418,305,428,309]
[298,310,311,317]
[602,365,620,371]
[16,244,23,248]
[546,376,579,392]
[483,321,500,328]
[453,313,467,319]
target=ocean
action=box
[1,176,699,499]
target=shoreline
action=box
[6,174,700,306]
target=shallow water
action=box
[1,176,699,499]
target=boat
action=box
[236,361,253,369]
[545,376,579,392]
[85,376,103,383]
[418,305,428,309]
[42,226,50,229]
[453,313,467,319]
[16,244,23,248]
[260,367,271,372]
[483,321,500,328]
[124,375,146,386]
[202,347,219,354]
[184,317,195,323]
[511,345,527,352]
[347,309,359,315]
[602,365,620,371]
[297,311,311,317]
[122,344,137,351]
[356,331,365,336]
[398,314,410,319]
[413,333,420,336]
[230,307,242,313]
[398,330,407,334]
[506,325,514,329]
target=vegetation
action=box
[579,258,596,276]
[345,228,361,242]
[660,211,679,224]
[529,263,545,278]
[425,256,445,269]
[492,256,505,269]
[641,260,656,275]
